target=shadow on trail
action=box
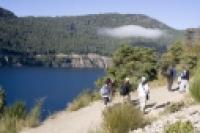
[170,87,179,92]
[146,102,156,109]
[155,102,170,109]
[131,99,139,106]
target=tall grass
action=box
[102,103,145,133]
[190,66,200,102]
[25,99,43,127]
[163,101,185,114]
[0,100,43,133]
[164,121,194,133]
[0,87,6,113]
[68,89,101,111]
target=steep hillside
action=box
[0,7,184,67]
[0,7,16,18]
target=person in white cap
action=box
[137,76,150,112]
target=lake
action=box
[0,67,105,120]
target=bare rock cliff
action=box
[52,53,112,68]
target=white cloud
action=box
[98,25,164,39]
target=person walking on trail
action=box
[166,65,176,91]
[179,66,190,93]
[100,78,112,106]
[120,77,131,102]
[137,76,150,112]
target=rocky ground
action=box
[132,105,200,133]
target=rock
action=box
[189,110,199,116]
[130,105,200,133]
[38,53,112,68]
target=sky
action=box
[0,0,199,29]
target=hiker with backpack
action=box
[120,77,131,102]
[179,66,190,93]
[137,76,150,112]
[100,78,112,106]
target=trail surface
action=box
[21,86,185,133]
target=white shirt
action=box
[178,76,181,83]
[100,84,110,97]
[137,83,149,97]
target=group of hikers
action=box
[166,65,190,92]
[100,65,190,112]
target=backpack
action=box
[185,70,189,80]
[181,70,189,80]
[120,85,127,96]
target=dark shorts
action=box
[103,97,109,105]
[122,92,130,97]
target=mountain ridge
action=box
[0,7,184,67]
[0,7,16,18]
[0,7,179,30]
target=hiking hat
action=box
[125,77,130,81]
[141,76,146,82]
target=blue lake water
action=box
[0,67,105,120]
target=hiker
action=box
[179,66,190,93]
[100,78,112,106]
[166,65,176,91]
[137,76,149,112]
[120,77,131,102]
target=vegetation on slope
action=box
[96,44,158,89]
[102,103,146,133]
[0,87,42,133]
[190,63,200,102]
[0,7,16,18]
[165,121,194,133]
[68,89,101,111]
[0,7,184,67]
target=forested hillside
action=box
[0,7,184,67]
[0,7,16,18]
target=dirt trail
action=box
[21,85,185,133]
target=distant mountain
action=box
[0,7,184,57]
[0,7,16,18]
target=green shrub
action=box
[25,99,43,127]
[4,101,26,119]
[0,115,19,133]
[0,101,27,133]
[190,66,200,102]
[164,102,185,114]
[97,45,158,90]
[68,89,101,111]
[165,121,194,133]
[0,99,43,133]
[102,103,145,133]
[0,88,6,114]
